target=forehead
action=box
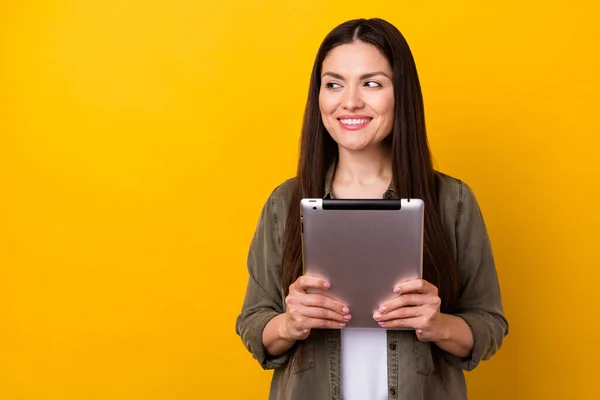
[321,41,391,75]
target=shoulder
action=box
[434,170,480,207]
[262,177,297,220]
[433,170,485,235]
[270,177,297,202]
[434,170,465,211]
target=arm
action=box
[262,314,297,357]
[433,313,473,358]
[375,181,507,367]
[442,181,509,370]
[235,187,348,368]
[235,191,292,370]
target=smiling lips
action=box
[337,115,373,131]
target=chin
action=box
[336,139,373,153]
[329,130,369,149]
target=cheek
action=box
[373,95,394,135]
[319,93,338,116]
[375,95,395,123]
[379,93,395,116]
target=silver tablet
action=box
[300,198,424,329]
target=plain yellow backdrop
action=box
[1,0,599,399]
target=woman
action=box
[236,18,508,400]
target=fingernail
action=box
[393,287,400,293]
[373,312,381,320]
[338,322,346,327]
[324,282,331,289]
[342,306,350,314]
[344,314,351,321]
[379,306,387,313]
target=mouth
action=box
[337,116,373,131]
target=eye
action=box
[324,82,342,89]
[364,81,382,88]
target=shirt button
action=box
[389,343,396,350]
[390,388,396,396]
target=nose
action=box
[342,86,364,111]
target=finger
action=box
[297,275,331,291]
[377,316,423,329]
[393,279,437,296]
[379,294,428,313]
[304,317,347,330]
[374,306,425,322]
[302,306,351,322]
[302,294,350,315]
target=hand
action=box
[280,276,351,341]
[373,279,447,342]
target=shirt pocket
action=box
[414,340,435,375]
[290,342,316,374]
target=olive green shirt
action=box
[235,168,508,399]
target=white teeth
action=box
[340,119,370,125]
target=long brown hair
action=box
[281,18,459,377]
[282,18,459,311]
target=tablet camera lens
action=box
[312,207,317,211]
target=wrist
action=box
[276,314,294,341]
[436,313,452,342]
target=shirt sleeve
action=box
[442,181,509,371]
[235,190,291,370]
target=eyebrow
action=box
[321,71,391,80]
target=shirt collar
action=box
[323,158,397,200]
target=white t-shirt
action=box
[341,328,388,399]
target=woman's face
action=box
[319,41,395,153]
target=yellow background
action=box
[1,0,599,399]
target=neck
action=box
[335,144,392,186]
